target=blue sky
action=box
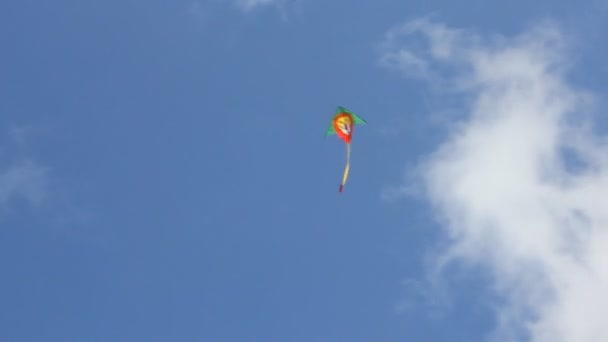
[2,1,608,341]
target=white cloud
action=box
[381,18,608,342]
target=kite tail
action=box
[339,143,351,192]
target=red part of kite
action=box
[332,112,354,144]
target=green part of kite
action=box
[325,106,367,136]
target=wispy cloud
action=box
[380,18,608,341]
[235,0,281,12]
[187,0,289,21]
[187,1,207,21]
[0,126,50,216]
[0,159,48,208]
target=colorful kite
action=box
[325,106,367,192]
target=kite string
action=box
[339,142,351,192]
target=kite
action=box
[325,106,367,192]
